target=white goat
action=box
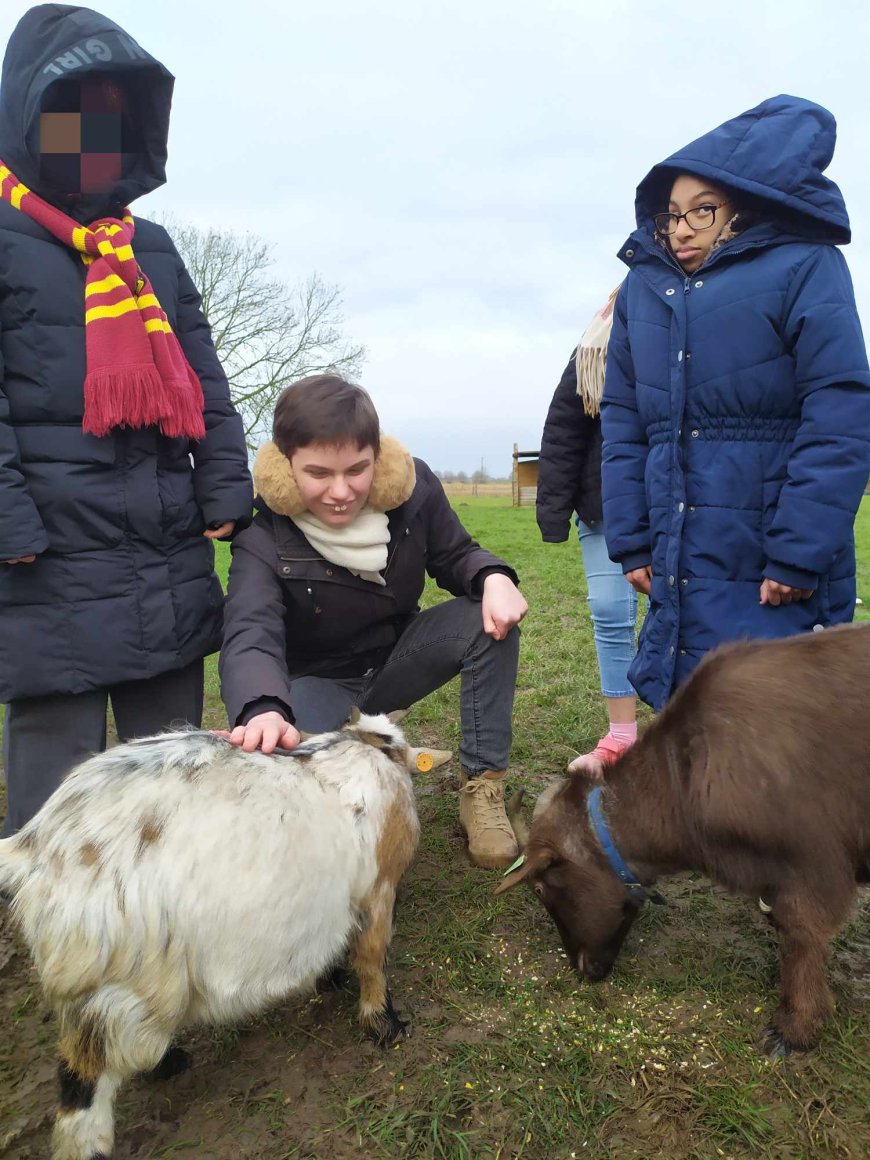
[0,712,421,1160]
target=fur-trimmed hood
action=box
[253,434,416,517]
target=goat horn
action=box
[506,789,530,850]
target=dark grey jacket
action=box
[220,457,517,727]
[0,6,252,701]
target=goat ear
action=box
[493,848,553,895]
[346,706,362,727]
[387,709,408,724]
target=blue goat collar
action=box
[586,785,664,904]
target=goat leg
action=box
[350,881,410,1045]
[52,1058,120,1160]
[766,893,843,1054]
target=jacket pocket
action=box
[158,461,203,538]
[15,426,125,552]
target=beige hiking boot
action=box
[458,770,519,869]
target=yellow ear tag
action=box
[415,752,434,773]
[503,854,526,876]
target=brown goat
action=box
[497,623,870,1054]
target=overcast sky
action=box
[2,0,869,474]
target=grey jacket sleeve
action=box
[219,522,294,726]
[416,461,519,596]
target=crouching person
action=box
[219,374,528,868]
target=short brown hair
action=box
[272,374,381,459]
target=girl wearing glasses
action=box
[601,94,870,711]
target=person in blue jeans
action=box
[537,290,638,775]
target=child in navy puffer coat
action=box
[602,94,870,711]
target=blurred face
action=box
[39,77,135,195]
[660,174,732,273]
[290,441,376,527]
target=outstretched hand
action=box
[214,711,301,754]
[481,572,528,640]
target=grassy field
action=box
[0,499,868,1159]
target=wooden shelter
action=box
[512,443,539,507]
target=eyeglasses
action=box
[654,202,729,236]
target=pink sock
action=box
[608,722,637,747]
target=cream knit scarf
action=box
[575,285,621,416]
[290,506,391,586]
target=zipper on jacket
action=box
[384,526,408,577]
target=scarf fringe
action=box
[575,345,607,417]
[83,368,205,440]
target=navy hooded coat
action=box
[601,95,870,710]
[0,5,252,702]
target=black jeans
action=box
[2,659,204,835]
[287,597,519,774]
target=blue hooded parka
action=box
[601,95,870,710]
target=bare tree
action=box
[162,218,365,446]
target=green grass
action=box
[1,498,869,1160]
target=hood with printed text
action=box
[0,3,174,220]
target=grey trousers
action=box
[287,596,519,774]
[1,659,204,836]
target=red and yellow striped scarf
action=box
[0,161,205,439]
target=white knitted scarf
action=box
[575,285,621,416]
[290,506,391,586]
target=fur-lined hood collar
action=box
[253,434,416,517]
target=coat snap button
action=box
[681,578,688,586]
[282,565,291,575]
[678,350,683,362]
[668,575,675,586]
[680,648,687,655]
[665,287,676,296]
[812,623,824,632]
[689,505,695,512]
[694,280,703,288]
[326,568,334,576]
[625,248,634,258]
[691,429,699,438]
[678,502,685,512]
[669,645,675,655]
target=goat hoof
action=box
[764,1026,792,1058]
[379,1016,411,1047]
[148,1045,192,1080]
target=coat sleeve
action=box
[600,283,652,573]
[536,353,597,542]
[416,461,519,597]
[171,245,254,531]
[764,246,870,588]
[219,521,295,727]
[0,341,49,561]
